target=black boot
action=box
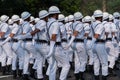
[102,76,107,80]
[2,66,6,75]
[13,70,17,79]
[22,74,29,80]
[0,62,2,72]
[37,78,43,80]
[94,75,100,80]
[79,72,84,80]
[74,73,80,80]
[108,67,116,76]
[70,62,74,70]
[6,65,12,74]
[18,69,23,77]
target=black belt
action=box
[96,39,105,43]
[87,37,92,40]
[106,38,112,41]
[23,38,32,41]
[74,39,84,42]
[61,39,67,42]
[0,38,6,41]
[35,40,48,43]
[55,42,61,46]
[11,39,18,42]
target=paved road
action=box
[0,68,119,80]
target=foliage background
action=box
[0,0,120,17]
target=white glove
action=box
[87,37,96,50]
[46,41,55,58]
[64,36,75,50]
[1,37,11,45]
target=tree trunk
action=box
[102,0,107,12]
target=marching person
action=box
[46,6,70,80]
[30,10,49,80]
[89,10,108,80]
[20,11,37,80]
[0,15,13,75]
[65,12,87,80]
[1,15,24,78]
[83,16,94,73]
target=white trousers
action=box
[21,41,36,74]
[2,42,13,66]
[93,43,108,76]
[72,42,87,73]
[86,40,94,65]
[35,43,49,79]
[48,46,70,80]
[12,42,24,70]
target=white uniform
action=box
[10,23,24,71]
[93,20,108,76]
[47,18,70,80]
[21,21,36,75]
[84,23,94,66]
[65,22,74,62]
[0,22,12,67]
[34,20,49,79]
[71,21,87,73]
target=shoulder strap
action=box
[47,21,56,39]
[92,23,101,35]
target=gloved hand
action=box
[65,36,75,50]
[87,37,96,50]
[46,52,53,58]
[46,41,55,58]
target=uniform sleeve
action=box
[36,21,46,31]
[51,22,59,34]
[1,24,9,32]
[74,23,83,33]
[111,23,117,32]
[84,24,90,34]
[95,24,104,34]
[104,24,110,33]
[11,27,19,34]
[23,23,30,34]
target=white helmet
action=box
[49,6,60,14]
[8,19,13,25]
[19,19,23,24]
[35,18,40,23]
[11,15,20,22]
[68,15,74,21]
[113,12,120,18]
[74,12,83,20]
[84,16,92,22]
[109,14,114,21]
[58,14,65,21]
[65,17,69,22]
[0,15,9,22]
[21,11,31,20]
[39,10,49,19]
[103,12,109,20]
[93,10,103,17]
[91,15,95,22]
[30,16,35,22]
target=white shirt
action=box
[35,20,48,41]
[0,22,10,38]
[93,20,106,40]
[10,23,22,39]
[83,23,93,38]
[59,22,67,39]
[104,21,112,38]
[73,21,84,39]
[22,21,32,38]
[47,18,61,42]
